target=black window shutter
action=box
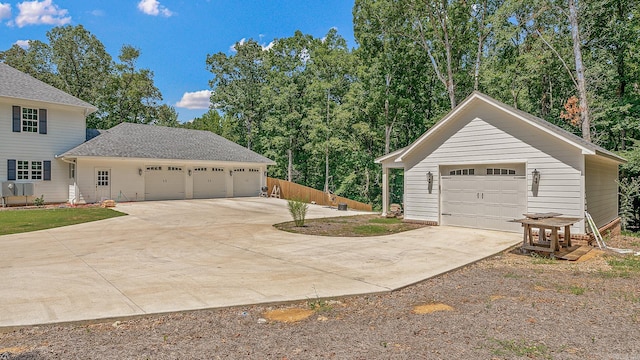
[43,161,51,181]
[8,159,16,181]
[12,106,21,132]
[39,109,47,134]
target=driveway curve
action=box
[0,198,519,327]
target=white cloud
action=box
[137,0,173,17]
[176,90,212,110]
[14,0,71,27]
[230,38,246,53]
[0,3,11,20]
[262,41,274,51]
[90,9,105,17]
[15,39,30,49]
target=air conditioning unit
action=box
[13,183,24,196]
[22,183,34,196]
[1,182,16,197]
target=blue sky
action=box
[0,0,356,122]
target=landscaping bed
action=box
[1,237,639,359]
[275,214,426,236]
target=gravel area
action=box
[1,240,639,359]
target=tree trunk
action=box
[384,73,391,155]
[324,89,330,193]
[568,0,590,141]
[287,148,293,182]
[474,0,487,91]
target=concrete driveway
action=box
[0,198,520,327]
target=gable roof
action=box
[60,122,276,164]
[394,91,625,164]
[0,62,97,113]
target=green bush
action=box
[287,199,309,227]
[34,195,45,207]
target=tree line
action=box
[2,1,639,225]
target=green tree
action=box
[96,45,162,128]
[206,39,267,150]
[260,31,315,182]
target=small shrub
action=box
[287,199,309,227]
[34,195,45,207]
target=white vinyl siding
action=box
[403,102,586,233]
[585,156,619,229]
[0,101,86,204]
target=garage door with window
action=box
[440,166,526,232]
[144,166,185,201]
[193,167,226,199]
[233,168,260,197]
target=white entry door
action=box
[95,168,111,201]
[441,175,526,232]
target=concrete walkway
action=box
[0,198,520,328]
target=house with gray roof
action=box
[376,91,625,235]
[59,123,275,203]
[1,63,275,205]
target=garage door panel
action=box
[442,175,526,232]
[233,168,261,197]
[145,166,185,201]
[193,168,226,199]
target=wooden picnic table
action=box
[513,215,582,254]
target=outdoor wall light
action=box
[264,171,268,177]
[229,170,233,176]
[138,168,143,176]
[426,171,433,194]
[532,169,540,197]
[188,169,192,176]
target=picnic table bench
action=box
[512,213,582,255]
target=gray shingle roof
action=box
[61,122,276,164]
[0,62,97,112]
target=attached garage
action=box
[193,167,226,199]
[376,91,625,235]
[60,123,275,203]
[233,168,261,197]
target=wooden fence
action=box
[266,177,373,212]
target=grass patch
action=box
[274,214,426,237]
[568,285,586,295]
[604,256,640,278]
[368,217,402,224]
[489,338,551,359]
[621,230,640,238]
[0,207,126,236]
[530,253,557,265]
[353,224,388,236]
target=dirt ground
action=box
[1,238,639,359]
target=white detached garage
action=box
[376,92,625,235]
[59,123,275,203]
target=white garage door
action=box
[144,166,185,201]
[233,168,260,197]
[441,172,526,232]
[193,167,227,199]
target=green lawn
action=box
[0,207,126,236]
